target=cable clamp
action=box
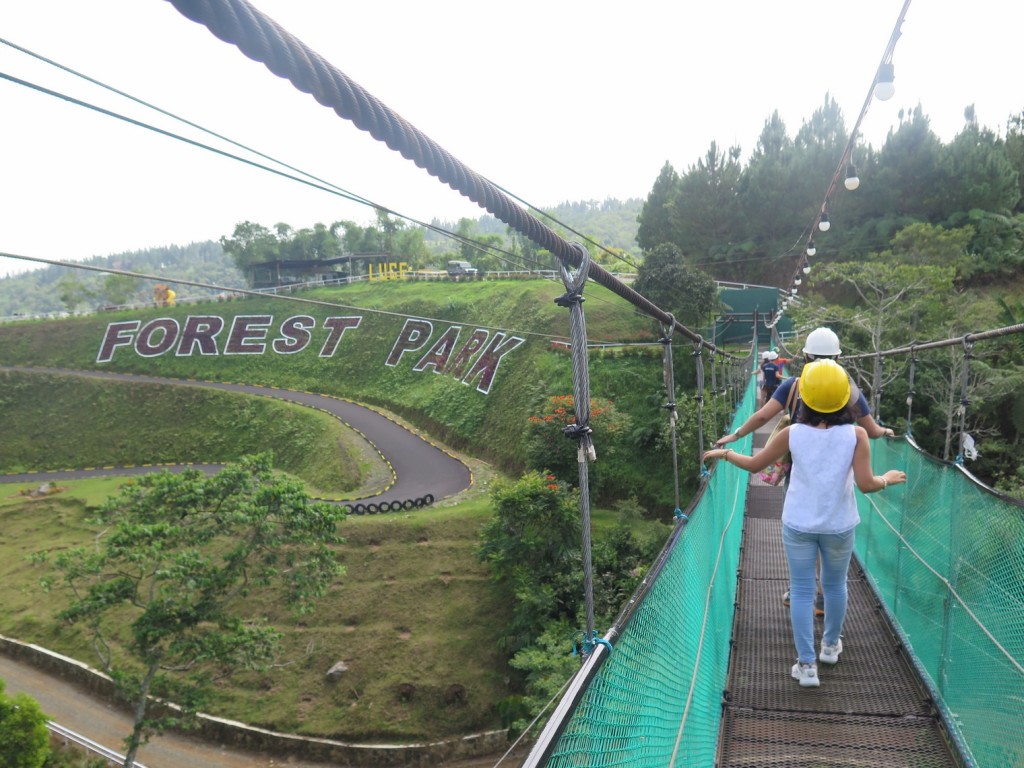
[562,423,593,441]
[554,291,585,308]
[574,630,612,657]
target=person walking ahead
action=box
[704,360,907,688]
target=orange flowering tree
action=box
[525,394,628,499]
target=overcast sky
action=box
[2,0,1022,277]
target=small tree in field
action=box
[38,454,346,768]
[0,679,50,768]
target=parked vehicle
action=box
[446,260,478,279]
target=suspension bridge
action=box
[1,1,1022,766]
[522,330,1024,767]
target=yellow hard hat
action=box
[798,359,851,413]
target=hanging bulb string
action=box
[783,0,913,304]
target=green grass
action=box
[0,280,662,488]
[0,477,667,742]
[0,485,516,741]
[0,370,384,497]
[0,279,683,742]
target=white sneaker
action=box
[819,638,843,665]
[791,661,819,687]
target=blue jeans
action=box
[782,524,856,663]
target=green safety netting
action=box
[537,382,1024,768]
[858,437,1024,768]
[540,376,758,768]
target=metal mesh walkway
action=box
[717,419,963,768]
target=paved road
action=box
[0,653,523,767]
[0,366,473,506]
[1,366,491,767]
[0,653,316,767]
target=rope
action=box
[555,243,597,653]
[164,0,735,356]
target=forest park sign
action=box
[96,314,526,395]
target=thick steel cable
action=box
[555,244,598,654]
[165,0,731,355]
[692,338,707,468]
[955,338,974,465]
[905,348,918,436]
[707,348,719,449]
[842,323,1024,359]
[659,316,682,516]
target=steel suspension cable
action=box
[164,0,733,357]
[659,316,682,517]
[555,244,598,655]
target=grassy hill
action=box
[0,277,684,744]
[0,279,699,507]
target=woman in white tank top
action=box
[704,360,906,688]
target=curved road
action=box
[1,366,487,767]
[1,366,473,506]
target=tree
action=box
[806,251,955,418]
[283,223,341,261]
[477,472,581,651]
[39,454,346,768]
[739,111,800,252]
[938,118,1021,216]
[0,680,50,768]
[453,218,504,272]
[55,274,94,312]
[670,142,743,270]
[219,221,280,282]
[636,161,680,252]
[100,273,139,308]
[871,106,946,223]
[633,243,721,328]
[1005,110,1024,213]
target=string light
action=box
[780,0,909,308]
[844,164,860,191]
[874,62,895,101]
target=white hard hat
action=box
[802,327,842,357]
[769,351,779,360]
[762,351,771,359]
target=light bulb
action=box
[806,241,816,257]
[874,62,895,101]
[802,264,811,274]
[818,213,831,232]
[794,277,802,286]
[844,164,860,191]
[791,287,799,295]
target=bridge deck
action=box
[716,418,963,768]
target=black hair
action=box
[795,399,857,427]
